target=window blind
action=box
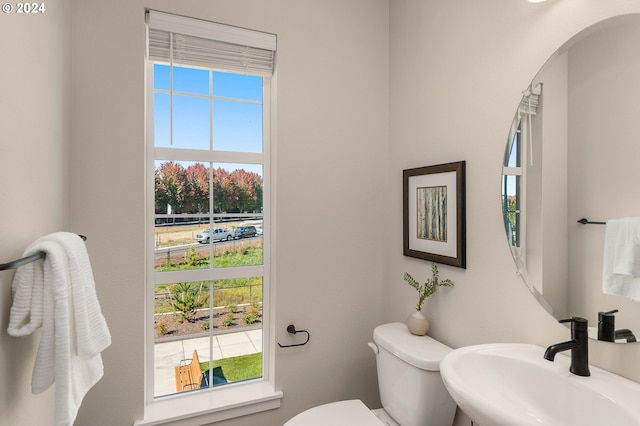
[519,83,542,116]
[519,92,539,115]
[147,10,276,77]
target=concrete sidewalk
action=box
[154,329,262,397]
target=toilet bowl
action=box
[283,400,397,426]
[284,322,457,426]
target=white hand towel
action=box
[612,218,640,277]
[7,232,111,426]
[603,218,640,299]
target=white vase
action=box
[406,310,429,336]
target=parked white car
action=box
[195,228,232,243]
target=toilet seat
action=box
[284,399,384,426]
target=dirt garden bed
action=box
[154,305,262,339]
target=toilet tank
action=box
[372,323,457,426]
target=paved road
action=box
[154,236,262,259]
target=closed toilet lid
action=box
[373,322,452,371]
[284,400,383,426]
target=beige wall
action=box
[70,1,389,425]
[0,0,72,423]
[69,0,147,423]
[4,1,640,425]
[389,2,640,425]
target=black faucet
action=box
[615,329,637,343]
[598,309,618,342]
[544,317,590,377]
[597,309,636,342]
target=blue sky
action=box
[153,64,264,176]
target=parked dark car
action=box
[232,225,257,239]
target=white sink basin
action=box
[440,343,640,426]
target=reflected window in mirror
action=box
[502,86,541,272]
[503,122,523,251]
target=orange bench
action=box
[175,350,205,392]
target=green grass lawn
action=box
[201,352,262,383]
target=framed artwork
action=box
[403,161,466,268]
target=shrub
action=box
[170,282,209,323]
[222,313,235,327]
[185,246,199,266]
[243,310,259,325]
[155,321,168,336]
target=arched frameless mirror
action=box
[502,14,640,343]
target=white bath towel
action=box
[7,232,111,426]
[602,218,640,299]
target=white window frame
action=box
[138,12,281,426]
[503,119,528,265]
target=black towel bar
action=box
[577,218,606,225]
[0,235,87,271]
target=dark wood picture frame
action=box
[403,161,466,268]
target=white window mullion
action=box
[154,147,264,165]
[154,265,265,286]
[209,71,214,151]
[169,33,174,146]
[503,166,522,176]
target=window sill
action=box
[134,381,283,426]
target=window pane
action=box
[154,159,213,273]
[211,277,263,383]
[155,161,211,215]
[173,66,209,95]
[506,134,520,167]
[154,218,212,272]
[211,163,263,267]
[153,93,171,147]
[154,281,211,397]
[502,175,520,247]
[506,121,522,168]
[155,281,211,333]
[154,337,212,397]
[211,218,263,268]
[214,276,262,309]
[213,100,262,152]
[154,64,170,90]
[213,72,262,101]
[153,278,263,397]
[212,163,263,213]
[173,95,211,149]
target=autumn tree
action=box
[185,163,209,213]
[155,162,263,214]
[155,161,187,213]
[212,167,230,213]
[229,169,262,213]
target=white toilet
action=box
[284,322,457,426]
